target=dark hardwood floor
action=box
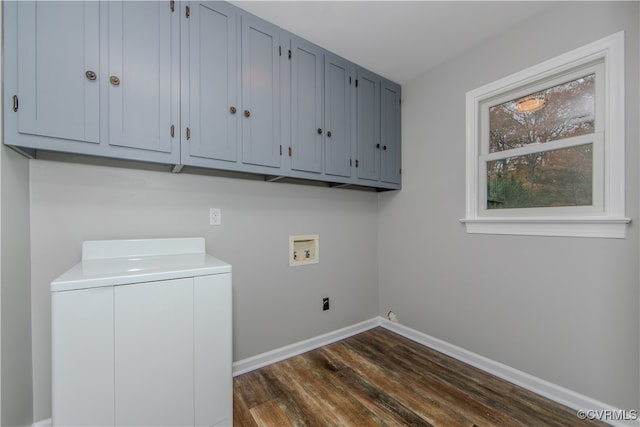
[233,327,607,426]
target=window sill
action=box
[459,217,631,238]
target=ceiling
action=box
[230,1,554,84]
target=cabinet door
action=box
[381,80,401,184]
[355,68,380,181]
[15,1,100,144]
[290,37,323,174]
[106,1,179,161]
[241,15,281,169]
[183,1,239,165]
[115,279,194,426]
[324,54,352,178]
[52,287,114,427]
[194,274,233,426]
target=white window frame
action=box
[461,31,629,238]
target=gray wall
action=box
[1,149,32,425]
[378,1,639,411]
[1,7,33,424]
[29,158,379,420]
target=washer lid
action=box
[51,238,231,292]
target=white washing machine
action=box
[51,237,232,426]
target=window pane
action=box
[487,144,593,209]
[489,74,595,153]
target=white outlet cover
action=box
[209,208,221,226]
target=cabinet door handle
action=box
[327,131,332,138]
[317,128,323,135]
[85,70,97,81]
[383,145,387,151]
[109,76,121,86]
[230,106,237,114]
[376,143,380,149]
[244,110,251,118]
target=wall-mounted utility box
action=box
[289,235,319,266]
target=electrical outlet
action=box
[209,208,221,226]
[322,297,330,311]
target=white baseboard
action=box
[232,318,380,376]
[378,318,639,427]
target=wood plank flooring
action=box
[233,327,607,426]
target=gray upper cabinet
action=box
[4,1,400,190]
[106,1,180,160]
[181,1,240,168]
[354,68,402,189]
[240,14,281,170]
[288,39,353,180]
[4,1,180,164]
[290,37,323,175]
[355,68,381,182]
[7,1,100,151]
[380,80,402,185]
[324,53,352,179]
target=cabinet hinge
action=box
[288,146,292,157]
[170,124,175,138]
[355,79,359,88]
[185,5,190,18]
[12,95,18,112]
[288,50,292,60]
[186,127,191,140]
[170,0,174,12]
